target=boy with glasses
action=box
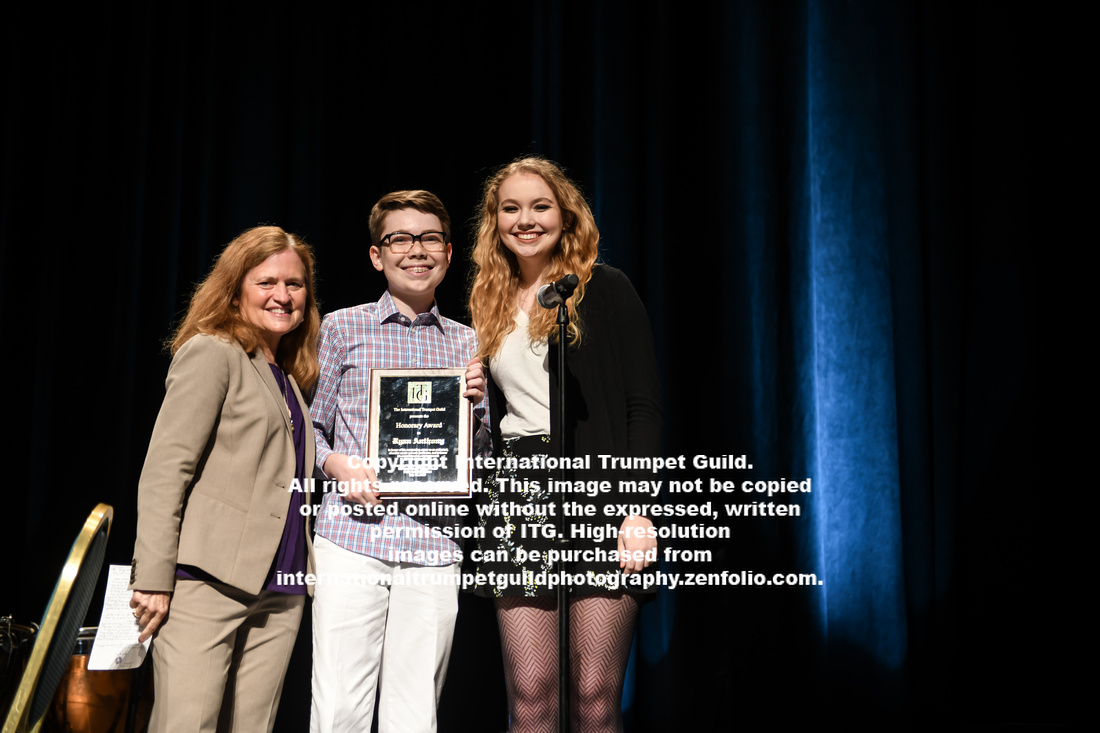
[309,190,486,732]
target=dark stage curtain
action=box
[2,2,1067,729]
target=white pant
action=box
[309,536,460,733]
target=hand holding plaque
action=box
[367,368,472,497]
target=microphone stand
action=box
[554,297,571,733]
[538,274,579,733]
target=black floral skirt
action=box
[470,435,655,598]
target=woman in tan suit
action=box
[128,225,320,732]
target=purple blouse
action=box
[264,364,308,594]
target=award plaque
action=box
[367,368,472,497]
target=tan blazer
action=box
[130,334,315,595]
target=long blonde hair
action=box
[468,157,599,360]
[170,225,321,392]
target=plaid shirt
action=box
[312,291,488,565]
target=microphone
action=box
[536,274,580,309]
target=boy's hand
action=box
[463,357,485,403]
[323,453,382,506]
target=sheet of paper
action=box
[87,564,149,670]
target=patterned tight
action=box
[495,593,640,733]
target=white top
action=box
[495,309,551,438]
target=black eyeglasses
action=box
[378,231,448,253]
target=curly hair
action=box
[170,225,321,391]
[468,157,599,360]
